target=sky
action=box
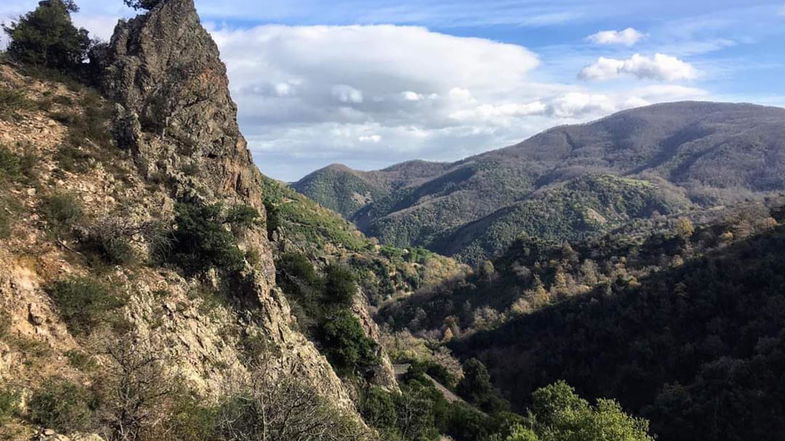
[2,0,785,181]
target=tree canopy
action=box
[3,0,91,72]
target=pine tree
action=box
[3,0,90,72]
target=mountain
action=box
[292,160,450,219]
[294,102,785,263]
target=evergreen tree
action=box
[3,0,90,72]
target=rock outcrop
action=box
[100,0,261,204]
[96,0,357,408]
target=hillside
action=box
[0,1,468,440]
[292,160,450,219]
[294,102,785,263]
[378,198,785,441]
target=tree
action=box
[215,358,368,441]
[456,358,506,413]
[319,310,378,376]
[123,0,163,10]
[3,0,90,72]
[323,263,357,307]
[529,381,654,441]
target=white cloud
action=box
[204,24,716,180]
[579,53,699,82]
[587,27,645,46]
[779,5,785,16]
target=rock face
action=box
[96,0,357,409]
[100,0,261,203]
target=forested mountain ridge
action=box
[295,101,785,263]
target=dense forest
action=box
[380,200,785,441]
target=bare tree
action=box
[96,338,174,441]
[215,357,371,441]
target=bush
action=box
[2,0,90,73]
[225,204,260,231]
[319,310,379,376]
[28,377,94,434]
[0,144,37,183]
[456,359,507,413]
[323,263,357,307]
[0,386,19,422]
[46,276,126,335]
[55,144,92,173]
[0,88,35,120]
[41,192,83,232]
[84,219,136,265]
[168,201,246,274]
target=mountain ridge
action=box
[294,100,785,263]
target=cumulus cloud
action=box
[587,27,645,46]
[204,24,715,179]
[579,53,699,82]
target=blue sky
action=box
[2,0,784,181]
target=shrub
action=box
[46,276,126,335]
[319,310,378,376]
[55,144,92,173]
[168,201,246,274]
[41,192,83,232]
[0,208,10,239]
[225,204,261,231]
[0,144,37,183]
[84,219,136,265]
[0,88,35,120]
[0,386,19,422]
[323,263,358,307]
[28,377,94,433]
[2,0,90,73]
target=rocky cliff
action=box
[0,0,425,439]
[95,0,362,407]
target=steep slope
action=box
[450,216,785,441]
[295,102,785,263]
[378,198,785,441]
[0,1,466,439]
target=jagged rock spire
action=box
[99,0,261,202]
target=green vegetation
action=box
[0,87,35,120]
[2,0,90,74]
[167,201,259,274]
[431,174,689,264]
[522,381,653,441]
[41,192,83,234]
[319,310,379,376]
[0,143,38,184]
[443,205,785,441]
[292,165,388,218]
[123,0,163,10]
[276,252,379,376]
[83,219,137,266]
[0,385,19,423]
[262,176,369,251]
[46,276,126,335]
[29,377,95,434]
[361,364,652,441]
